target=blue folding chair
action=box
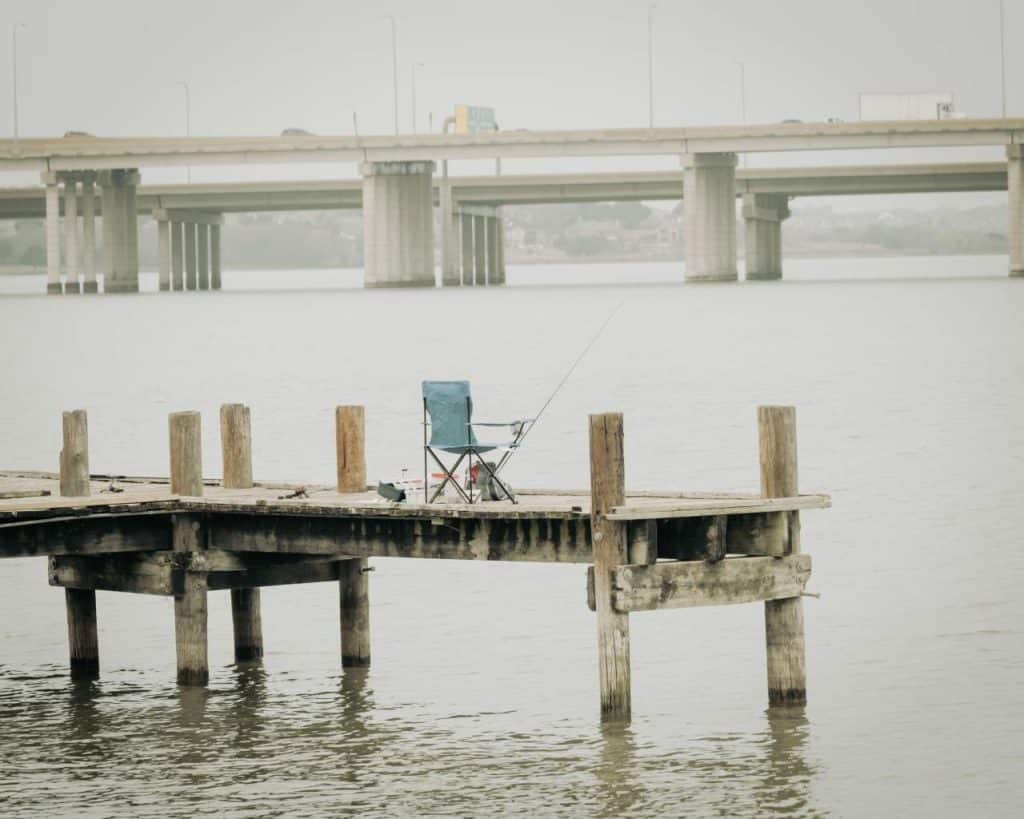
[422,380,530,504]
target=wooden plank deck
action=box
[0,471,830,524]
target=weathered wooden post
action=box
[59,409,99,679]
[759,405,807,706]
[220,403,263,662]
[169,411,208,685]
[589,412,631,720]
[336,405,370,667]
[60,409,90,498]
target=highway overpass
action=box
[1,120,1020,290]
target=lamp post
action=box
[736,60,747,167]
[647,3,657,128]
[385,16,399,134]
[178,81,192,182]
[999,0,1007,117]
[12,22,27,143]
[411,62,424,133]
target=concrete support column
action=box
[682,152,738,282]
[171,220,184,290]
[197,223,210,290]
[81,173,98,293]
[63,176,81,293]
[100,180,114,290]
[210,223,222,290]
[485,217,499,286]
[743,194,790,281]
[42,172,62,295]
[494,210,506,285]
[99,169,141,293]
[1009,146,1023,277]
[460,213,474,285]
[184,222,197,290]
[156,215,171,291]
[360,160,436,288]
[440,180,461,286]
[473,215,486,285]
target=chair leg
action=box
[427,449,470,503]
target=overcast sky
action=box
[0,0,1018,206]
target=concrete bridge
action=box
[1,119,1022,291]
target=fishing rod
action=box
[494,300,625,475]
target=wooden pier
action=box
[0,404,829,719]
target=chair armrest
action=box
[470,418,534,427]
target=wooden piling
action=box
[589,413,631,720]
[335,406,366,494]
[169,411,203,497]
[758,405,807,707]
[336,405,370,667]
[173,514,208,686]
[169,411,208,685]
[64,588,99,679]
[59,409,90,498]
[220,404,254,491]
[59,409,99,678]
[220,403,263,661]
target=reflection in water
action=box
[595,721,643,818]
[758,708,819,816]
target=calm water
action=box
[1,257,1022,817]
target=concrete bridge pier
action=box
[456,205,505,286]
[743,194,790,281]
[439,177,461,286]
[98,169,141,293]
[682,153,738,282]
[361,161,436,288]
[63,178,80,293]
[80,173,98,293]
[158,210,223,291]
[1009,146,1023,277]
[41,172,63,294]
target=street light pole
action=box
[12,22,27,143]
[647,3,657,128]
[178,81,191,183]
[736,61,747,167]
[411,62,424,134]
[385,16,399,134]
[999,0,1007,117]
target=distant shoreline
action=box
[0,248,1007,277]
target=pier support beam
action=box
[361,160,436,288]
[63,177,81,293]
[220,403,263,662]
[1009,146,1023,277]
[81,173,98,293]
[210,223,222,290]
[170,411,208,685]
[461,213,474,285]
[485,217,500,285]
[59,408,98,679]
[682,153,738,282]
[184,222,197,290]
[157,215,171,291]
[197,223,210,290]
[440,176,461,286]
[759,405,807,707]
[473,215,486,285]
[171,220,184,290]
[743,194,790,281]
[336,405,370,667]
[98,169,141,293]
[43,172,62,294]
[590,413,631,720]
